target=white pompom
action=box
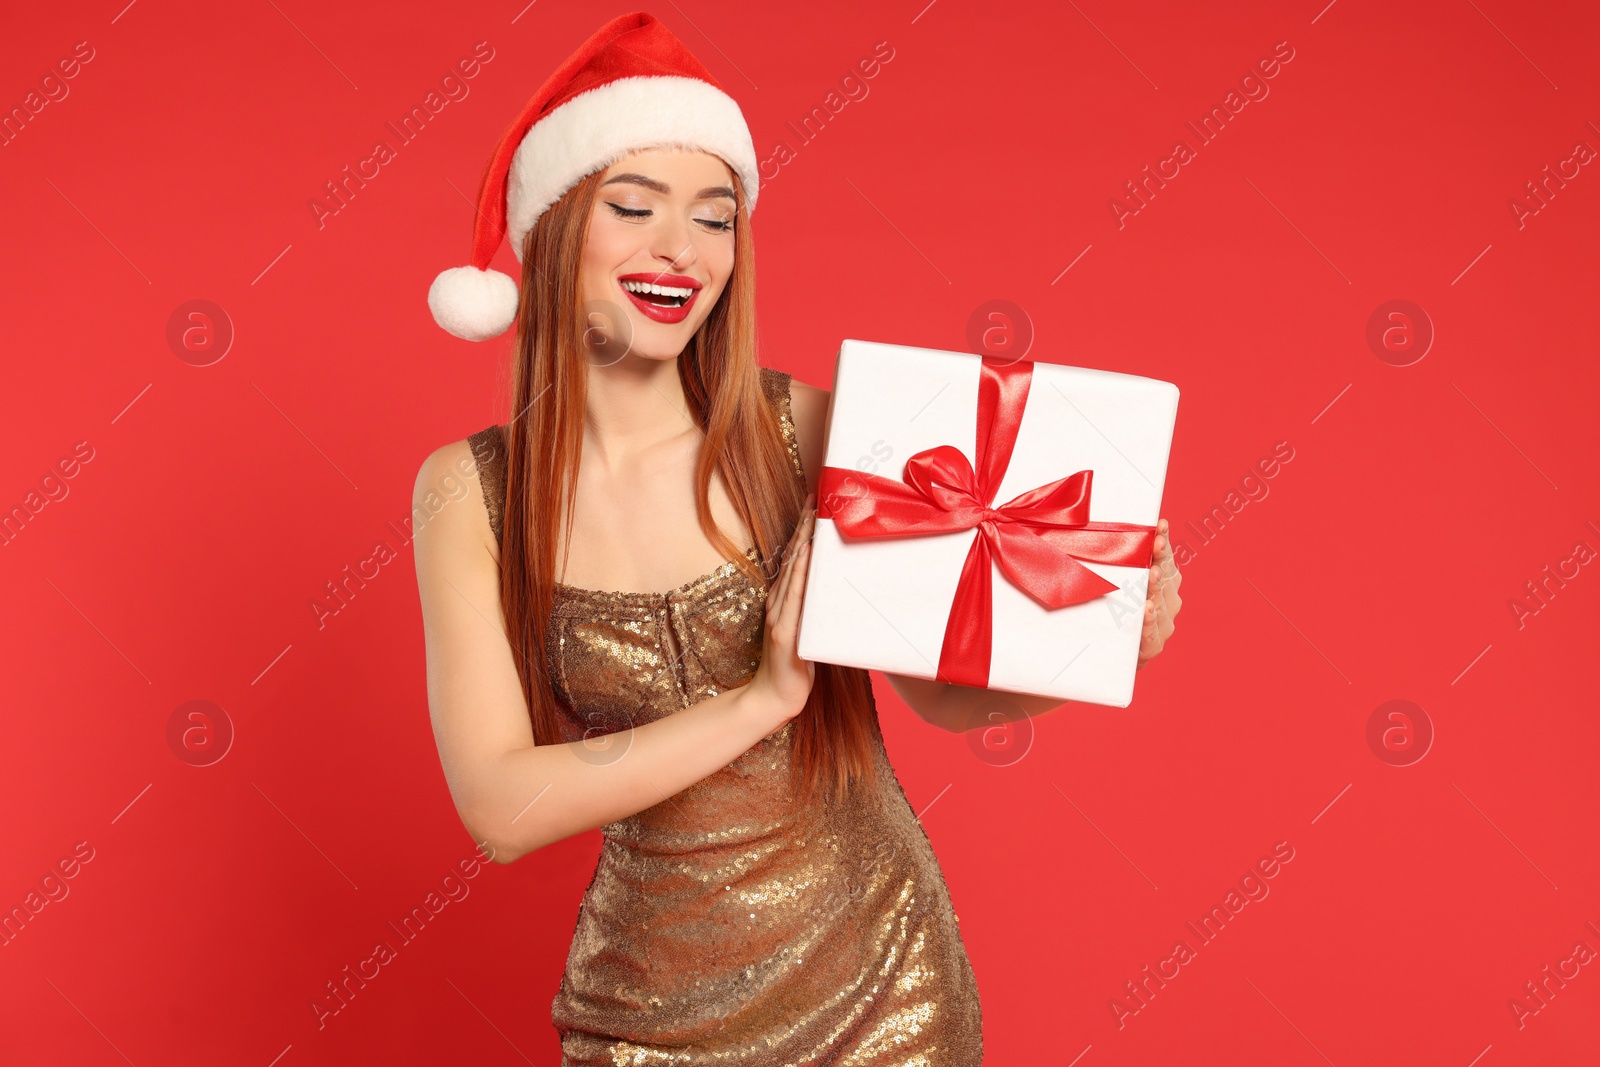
[427,265,519,341]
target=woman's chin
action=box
[621,321,701,362]
[581,338,686,367]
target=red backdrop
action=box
[3,1,1596,1063]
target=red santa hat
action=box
[428,11,760,341]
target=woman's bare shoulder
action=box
[786,376,829,498]
[412,436,498,561]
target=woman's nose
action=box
[656,241,694,271]
[652,222,697,268]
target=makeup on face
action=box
[597,167,735,327]
[616,271,703,324]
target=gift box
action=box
[795,339,1179,708]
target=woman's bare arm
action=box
[411,440,799,864]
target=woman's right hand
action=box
[744,494,818,728]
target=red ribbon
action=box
[815,356,1157,689]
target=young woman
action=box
[412,13,1180,1064]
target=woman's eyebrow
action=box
[601,173,736,201]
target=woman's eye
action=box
[605,202,732,232]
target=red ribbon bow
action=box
[815,356,1157,689]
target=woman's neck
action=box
[581,357,698,470]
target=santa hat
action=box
[428,11,760,341]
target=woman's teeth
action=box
[620,279,693,306]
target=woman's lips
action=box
[618,278,699,324]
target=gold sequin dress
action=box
[468,367,984,1065]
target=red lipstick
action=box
[617,272,703,325]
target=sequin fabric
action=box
[467,367,984,1065]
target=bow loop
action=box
[993,468,1095,527]
[902,445,982,512]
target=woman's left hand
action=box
[1137,518,1182,670]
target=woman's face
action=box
[578,147,738,363]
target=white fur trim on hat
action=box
[504,75,759,262]
[428,265,519,342]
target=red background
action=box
[3,1,1597,1063]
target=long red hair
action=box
[494,165,881,814]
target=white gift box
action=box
[795,339,1179,709]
